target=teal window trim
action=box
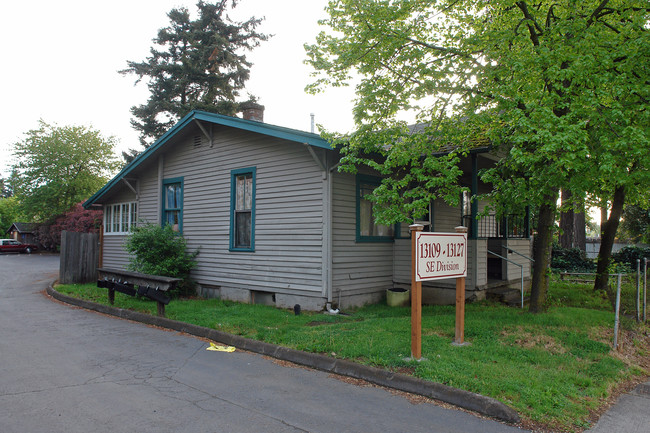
[356,174,397,243]
[162,177,184,233]
[470,153,479,240]
[230,167,256,252]
[394,223,409,239]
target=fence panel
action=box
[59,231,99,284]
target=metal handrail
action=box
[487,249,524,308]
[501,245,535,263]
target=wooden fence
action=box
[59,231,100,284]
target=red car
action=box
[0,239,38,254]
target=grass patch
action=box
[55,280,649,432]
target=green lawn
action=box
[55,276,649,432]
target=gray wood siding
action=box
[331,172,394,297]
[102,189,138,271]
[102,235,129,270]
[137,162,160,225]
[433,198,461,232]
[474,239,488,287]
[137,127,326,298]
[505,238,532,280]
[393,239,411,285]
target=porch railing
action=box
[463,214,529,239]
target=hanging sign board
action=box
[415,232,467,282]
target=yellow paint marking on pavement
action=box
[207,342,236,352]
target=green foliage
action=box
[124,223,198,296]
[0,197,22,234]
[551,244,595,272]
[307,0,650,309]
[10,120,120,222]
[120,0,269,150]
[618,205,650,243]
[611,245,650,271]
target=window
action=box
[162,178,183,232]
[230,167,256,251]
[104,202,137,234]
[356,175,395,242]
[461,189,471,229]
[413,201,433,233]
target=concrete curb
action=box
[47,284,520,424]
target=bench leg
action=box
[157,302,165,317]
[108,288,115,305]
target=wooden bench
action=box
[97,268,181,317]
[559,272,596,284]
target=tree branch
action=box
[587,0,611,28]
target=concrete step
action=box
[486,287,527,307]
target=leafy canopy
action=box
[120,0,269,149]
[306,0,649,311]
[10,120,120,222]
[306,0,650,223]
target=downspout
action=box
[157,156,164,224]
[326,160,342,314]
[306,143,339,313]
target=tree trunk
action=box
[559,189,575,249]
[574,211,586,251]
[594,186,625,297]
[529,195,557,313]
[559,189,586,251]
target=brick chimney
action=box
[240,101,265,122]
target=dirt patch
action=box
[501,327,567,355]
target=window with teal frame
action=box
[162,177,183,232]
[356,174,396,242]
[230,167,256,251]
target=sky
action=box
[1,0,356,175]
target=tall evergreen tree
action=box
[120,0,268,153]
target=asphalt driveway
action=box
[0,253,523,433]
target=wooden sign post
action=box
[453,226,468,346]
[410,225,469,359]
[409,224,424,360]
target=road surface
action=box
[0,253,523,433]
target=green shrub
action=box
[124,223,198,297]
[611,245,650,271]
[551,244,595,272]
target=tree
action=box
[559,190,586,251]
[0,177,14,198]
[120,0,268,151]
[0,197,22,234]
[34,203,103,251]
[306,0,650,312]
[618,205,650,243]
[11,120,120,222]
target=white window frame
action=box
[104,202,137,235]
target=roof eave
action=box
[84,110,332,208]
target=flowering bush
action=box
[35,203,102,251]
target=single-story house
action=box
[84,106,532,310]
[6,222,37,245]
